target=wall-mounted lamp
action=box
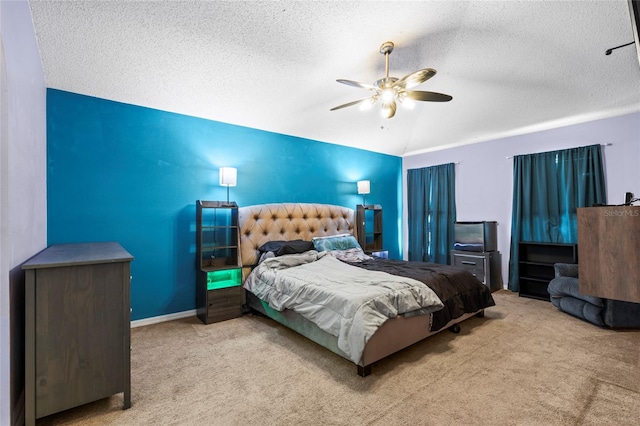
[219,167,237,205]
[357,180,370,206]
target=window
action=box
[507,144,606,291]
[407,163,456,264]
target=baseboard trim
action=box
[131,309,197,328]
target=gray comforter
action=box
[244,251,444,363]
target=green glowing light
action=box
[207,268,241,290]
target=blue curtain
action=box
[508,144,606,291]
[407,163,456,264]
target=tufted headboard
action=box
[238,203,356,268]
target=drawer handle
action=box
[461,261,477,265]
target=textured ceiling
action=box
[29,0,640,156]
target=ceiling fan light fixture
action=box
[400,96,415,109]
[381,88,395,103]
[331,41,451,119]
[359,98,375,111]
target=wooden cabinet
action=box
[356,204,383,253]
[578,206,640,303]
[23,242,133,425]
[451,250,502,291]
[518,242,577,300]
[196,200,243,324]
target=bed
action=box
[238,203,495,376]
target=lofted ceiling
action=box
[29,0,640,157]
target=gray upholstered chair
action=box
[548,263,605,326]
[548,263,640,328]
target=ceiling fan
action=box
[330,41,452,119]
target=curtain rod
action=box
[505,143,612,159]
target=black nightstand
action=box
[196,200,244,324]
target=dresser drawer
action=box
[207,286,243,322]
[452,253,486,282]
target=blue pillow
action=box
[312,234,362,252]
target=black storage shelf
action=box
[518,242,577,301]
[196,200,243,324]
[519,261,556,281]
[357,204,383,253]
[519,277,553,301]
[202,265,239,273]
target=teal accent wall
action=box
[47,89,402,320]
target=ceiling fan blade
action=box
[330,97,374,111]
[394,68,437,90]
[336,79,377,90]
[405,90,452,102]
[381,99,397,118]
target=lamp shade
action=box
[219,167,237,187]
[357,180,370,195]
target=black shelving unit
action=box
[356,204,383,253]
[196,200,243,324]
[518,242,577,300]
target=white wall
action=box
[403,111,640,289]
[0,0,47,424]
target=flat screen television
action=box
[453,221,498,252]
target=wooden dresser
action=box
[23,242,133,425]
[578,206,640,303]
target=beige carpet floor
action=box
[37,291,640,425]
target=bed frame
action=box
[238,202,483,376]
